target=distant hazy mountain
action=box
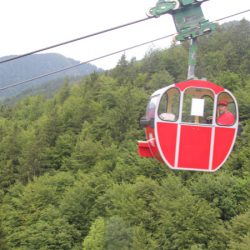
[0,53,102,99]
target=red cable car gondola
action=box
[138,79,238,172]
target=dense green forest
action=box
[0,20,249,249]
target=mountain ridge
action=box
[0,53,103,99]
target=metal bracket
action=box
[148,0,216,79]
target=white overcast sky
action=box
[0,0,249,70]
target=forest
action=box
[0,20,249,249]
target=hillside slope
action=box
[0,53,102,99]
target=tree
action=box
[82,217,105,250]
[59,172,112,239]
[228,209,250,249]
[1,172,77,249]
[0,221,8,250]
[104,216,132,250]
[189,173,250,220]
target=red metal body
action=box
[138,79,238,172]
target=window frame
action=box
[157,87,180,122]
[181,87,215,125]
[216,92,237,127]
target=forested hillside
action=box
[0,20,249,249]
[0,53,102,100]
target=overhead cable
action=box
[0,9,249,91]
[0,9,249,65]
[213,9,250,22]
[0,17,152,64]
[0,33,176,91]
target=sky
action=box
[0,0,249,70]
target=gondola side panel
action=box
[178,125,212,170]
[212,127,236,170]
[156,122,178,167]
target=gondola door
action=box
[177,87,215,170]
[212,91,238,170]
[156,87,180,168]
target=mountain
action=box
[0,53,103,100]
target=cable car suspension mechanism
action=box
[147,0,216,79]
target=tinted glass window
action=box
[158,88,180,122]
[216,93,236,126]
[182,88,214,124]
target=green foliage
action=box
[224,119,250,176]
[153,176,225,250]
[104,216,133,250]
[189,173,250,220]
[0,220,8,250]
[82,217,105,250]
[59,172,113,238]
[228,209,250,249]
[14,206,80,250]
[83,216,158,250]
[1,172,78,249]
[235,80,250,120]
[197,19,250,80]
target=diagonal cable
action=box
[0,9,249,65]
[0,9,249,91]
[0,33,175,91]
[0,17,152,64]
